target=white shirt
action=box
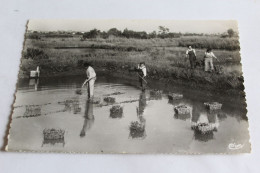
[205,52,217,59]
[186,49,196,56]
[86,66,96,79]
[138,65,147,77]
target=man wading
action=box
[82,62,97,100]
[137,62,147,91]
[186,46,197,69]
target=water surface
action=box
[7,75,250,153]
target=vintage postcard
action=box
[6,20,250,154]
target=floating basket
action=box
[168,93,183,100]
[150,89,163,96]
[42,129,65,147]
[150,89,163,100]
[104,97,116,103]
[43,129,65,140]
[23,105,41,117]
[110,105,123,118]
[129,121,145,138]
[174,105,191,114]
[191,123,217,134]
[90,97,101,104]
[204,102,222,110]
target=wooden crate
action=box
[110,105,123,118]
[24,105,41,117]
[204,102,222,110]
[168,93,183,100]
[129,121,145,139]
[150,89,163,100]
[43,129,65,140]
[174,105,191,114]
[104,97,116,103]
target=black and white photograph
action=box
[6,19,250,154]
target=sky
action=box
[27,19,238,34]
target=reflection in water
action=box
[73,99,81,114]
[9,76,250,153]
[191,108,219,142]
[29,78,39,91]
[174,113,191,121]
[80,100,95,137]
[216,111,227,121]
[129,91,147,139]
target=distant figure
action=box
[80,100,94,137]
[84,62,97,99]
[204,48,219,72]
[137,62,147,91]
[30,66,40,78]
[186,46,197,69]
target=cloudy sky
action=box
[28,19,238,34]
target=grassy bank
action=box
[19,35,244,92]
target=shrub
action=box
[24,48,49,60]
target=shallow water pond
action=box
[7,75,250,153]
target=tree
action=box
[158,26,169,34]
[227,29,234,37]
[82,29,101,39]
[107,28,122,37]
[149,31,157,38]
[158,26,170,39]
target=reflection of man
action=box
[80,100,94,137]
[130,92,147,139]
[137,92,147,126]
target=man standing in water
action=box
[83,62,97,100]
[186,46,197,69]
[137,62,147,91]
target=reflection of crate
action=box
[104,97,116,103]
[168,93,183,100]
[191,123,217,134]
[174,105,191,114]
[24,105,41,117]
[194,129,214,142]
[204,102,222,110]
[43,129,65,140]
[110,105,123,118]
[73,101,81,114]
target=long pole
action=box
[81,77,94,88]
[137,73,148,84]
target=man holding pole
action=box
[137,62,147,91]
[82,62,97,99]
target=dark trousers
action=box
[139,76,146,90]
[189,57,196,69]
